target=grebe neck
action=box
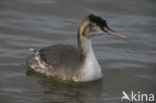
[77,30,102,81]
[78,36,91,61]
[77,18,96,63]
[78,30,97,64]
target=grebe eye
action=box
[88,23,94,28]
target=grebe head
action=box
[79,14,127,39]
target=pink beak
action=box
[104,28,127,39]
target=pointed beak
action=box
[104,27,127,39]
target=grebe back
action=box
[26,14,126,82]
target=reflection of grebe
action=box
[26,14,126,82]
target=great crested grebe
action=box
[26,14,126,82]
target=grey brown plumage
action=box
[26,14,125,82]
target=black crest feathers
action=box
[88,14,108,28]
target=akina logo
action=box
[121,91,155,102]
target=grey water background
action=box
[0,0,156,103]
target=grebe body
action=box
[26,14,126,82]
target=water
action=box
[0,0,156,103]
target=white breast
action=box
[80,40,103,81]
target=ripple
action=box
[0,0,156,103]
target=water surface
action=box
[0,0,156,103]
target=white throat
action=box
[80,38,103,81]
